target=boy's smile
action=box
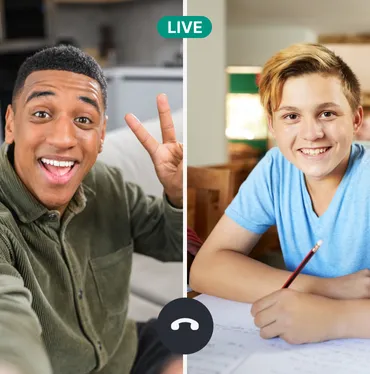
[270,73,363,183]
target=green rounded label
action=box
[157,16,212,39]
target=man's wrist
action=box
[164,190,183,208]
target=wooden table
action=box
[187,291,200,299]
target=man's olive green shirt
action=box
[0,143,182,374]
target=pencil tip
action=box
[317,239,323,246]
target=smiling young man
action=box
[190,43,370,344]
[0,46,182,374]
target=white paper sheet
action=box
[187,294,370,374]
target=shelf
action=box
[0,39,52,53]
[50,0,132,4]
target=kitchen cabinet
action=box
[103,67,183,132]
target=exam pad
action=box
[188,294,369,374]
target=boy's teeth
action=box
[301,148,328,156]
[41,158,75,167]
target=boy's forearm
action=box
[190,249,330,303]
[334,299,370,339]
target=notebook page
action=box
[187,294,370,374]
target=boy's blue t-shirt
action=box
[225,143,370,278]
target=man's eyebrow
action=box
[26,90,55,104]
[79,96,100,114]
[25,91,101,113]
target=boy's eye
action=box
[321,111,334,118]
[284,114,298,120]
[33,111,50,119]
[75,117,92,124]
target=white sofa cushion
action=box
[130,253,183,306]
[127,293,162,322]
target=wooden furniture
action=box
[188,160,283,269]
[209,158,259,196]
[187,291,200,299]
[187,166,235,242]
[208,160,282,261]
[187,166,236,280]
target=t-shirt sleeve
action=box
[225,150,276,234]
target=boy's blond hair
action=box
[259,43,361,116]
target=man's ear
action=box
[353,106,364,134]
[99,115,108,153]
[267,115,275,138]
[4,105,15,145]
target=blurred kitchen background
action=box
[187,0,370,272]
[0,0,183,139]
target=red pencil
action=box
[282,240,323,289]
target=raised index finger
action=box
[157,93,177,144]
[124,113,159,157]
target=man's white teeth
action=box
[41,158,75,167]
[301,148,328,156]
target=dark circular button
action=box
[156,297,214,355]
[78,289,83,299]
[48,213,58,221]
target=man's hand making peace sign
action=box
[125,94,183,208]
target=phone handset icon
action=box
[171,318,199,331]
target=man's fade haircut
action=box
[12,44,107,110]
[259,43,361,117]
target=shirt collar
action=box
[0,142,94,223]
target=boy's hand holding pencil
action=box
[250,287,342,345]
[251,239,370,344]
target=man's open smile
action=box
[38,156,80,185]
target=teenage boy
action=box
[190,43,370,345]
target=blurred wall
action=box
[54,5,108,48]
[110,0,182,66]
[326,44,370,91]
[54,0,182,67]
[228,25,317,66]
[187,0,228,167]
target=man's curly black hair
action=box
[12,45,107,110]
